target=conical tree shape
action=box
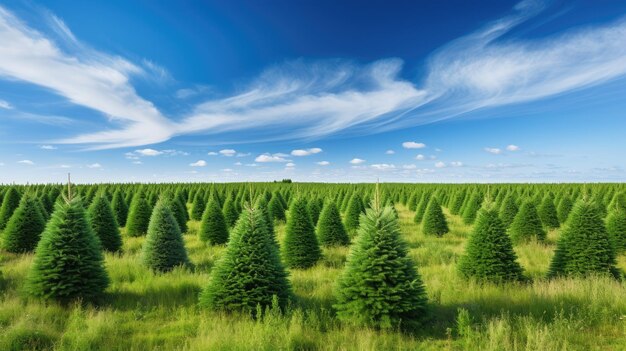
[1,194,46,253]
[458,204,525,282]
[222,195,239,228]
[548,200,619,279]
[606,206,626,253]
[344,194,364,233]
[407,192,419,211]
[190,190,206,221]
[141,200,189,272]
[111,190,128,227]
[283,198,322,269]
[87,195,122,253]
[499,193,518,228]
[538,195,560,229]
[268,194,286,222]
[0,187,21,230]
[556,196,573,224]
[413,192,430,224]
[307,198,322,226]
[126,193,152,237]
[449,189,466,215]
[422,197,449,236]
[199,198,229,245]
[26,198,109,304]
[199,205,291,315]
[334,205,428,330]
[462,192,482,225]
[254,196,278,249]
[317,201,350,246]
[508,201,546,244]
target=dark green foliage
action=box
[111,190,128,227]
[407,192,419,211]
[458,204,525,282]
[87,195,123,253]
[0,188,21,230]
[307,198,323,225]
[1,194,46,253]
[268,194,286,222]
[449,190,466,215]
[413,193,430,224]
[605,207,626,253]
[462,192,482,225]
[254,196,278,248]
[421,197,449,236]
[126,193,152,237]
[222,195,239,228]
[190,190,206,221]
[163,192,188,233]
[141,200,189,272]
[557,196,573,224]
[199,205,291,315]
[198,198,229,245]
[508,201,546,244]
[344,194,364,233]
[316,201,349,246]
[548,200,619,279]
[283,198,322,269]
[499,193,518,228]
[538,195,559,229]
[26,198,109,304]
[334,205,428,330]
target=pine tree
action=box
[317,201,350,246]
[307,198,323,226]
[548,200,619,279]
[450,189,466,215]
[88,194,123,253]
[111,190,128,227]
[499,193,518,228]
[413,192,430,224]
[538,195,560,229]
[458,204,525,282]
[344,193,364,234]
[161,192,188,233]
[141,200,189,272]
[422,197,449,236]
[190,190,206,221]
[198,198,229,245]
[222,195,239,228]
[1,194,46,253]
[605,206,626,253]
[0,187,21,230]
[462,192,482,225]
[126,193,152,237]
[199,205,291,315]
[283,198,322,269]
[407,192,419,211]
[268,194,286,222]
[508,201,546,244]
[334,203,428,330]
[556,196,573,224]
[26,197,109,304]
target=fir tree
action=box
[268,194,286,222]
[499,193,519,228]
[458,204,525,282]
[407,192,419,212]
[334,201,428,330]
[605,206,626,253]
[126,193,152,237]
[307,198,323,226]
[556,196,573,224]
[317,201,350,246]
[422,197,449,236]
[538,195,560,229]
[87,194,123,253]
[0,187,21,230]
[111,190,128,227]
[462,192,482,225]
[508,201,546,244]
[190,190,207,221]
[413,192,430,224]
[344,193,364,234]
[548,200,619,279]
[449,189,466,215]
[283,198,322,269]
[198,198,229,245]
[1,194,46,253]
[141,200,189,272]
[26,197,109,304]
[162,192,188,233]
[222,195,239,228]
[199,205,291,315]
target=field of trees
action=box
[0,182,625,350]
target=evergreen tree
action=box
[111,190,128,227]
[198,198,229,245]
[199,205,291,315]
[26,197,109,304]
[87,194,123,253]
[0,187,21,230]
[508,201,546,244]
[344,194,364,234]
[222,195,239,228]
[556,196,573,224]
[334,204,428,330]
[141,200,189,272]
[317,201,350,246]
[538,195,560,229]
[190,190,206,221]
[605,206,626,253]
[161,192,188,233]
[499,193,518,228]
[283,198,322,269]
[413,192,430,224]
[421,197,449,236]
[1,194,46,253]
[548,200,619,279]
[458,204,525,282]
[450,189,466,215]
[268,194,286,222]
[307,198,323,226]
[407,192,419,211]
[462,192,482,225]
[126,193,152,237]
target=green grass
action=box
[0,206,625,350]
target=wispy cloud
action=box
[18,159,34,165]
[317,161,330,166]
[350,158,366,164]
[40,145,57,150]
[0,99,12,109]
[87,163,102,168]
[291,148,322,156]
[255,153,290,163]
[219,149,236,156]
[506,144,520,151]
[190,160,207,167]
[402,141,426,149]
[484,147,503,155]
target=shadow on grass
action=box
[106,281,202,311]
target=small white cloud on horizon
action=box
[317,161,330,166]
[207,151,218,156]
[402,141,426,149]
[135,148,163,156]
[415,154,425,160]
[291,148,322,156]
[506,144,520,151]
[435,161,446,168]
[371,163,395,170]
[285,162,296,167]
[485,147,502,155]
[385,150,395,155]
[450,161,464,167]
[402,164,417,169]
[87,163,102,168]
[350,158,366,164]
[0,99,13,109]
[219,149,236,156]
[190,160,207,167]
[255,153,290,162]
[18,160,34,165]
[40,145,57,150]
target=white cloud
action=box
[255,153,290,163]
[291,148,322,156]
[87,163,102,169]
[371,163,395,170]
[385,150,395,155]
[207,151,218,156]
[219,149,236,156]
[135,148,163,156]
[350,158,366,164]
[285,162,296,167]
[506,144,520,151]
[402,164,417,169]
[221,168,234,172]
[17,160,34,165]
[450,161,464,167]
[435,161,446,168]
[190,160,207,167]
[234,162,242,166]
[40,145,57,150]
[484,147,502,155]
[59,164,71,168]
[402,141,426,149]
[0,99,12,109]
[317,161,330,166]
[415,154,425,160]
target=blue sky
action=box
[0,0,625,183]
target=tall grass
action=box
[0,206,624,350]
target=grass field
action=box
[1,205,625,350]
